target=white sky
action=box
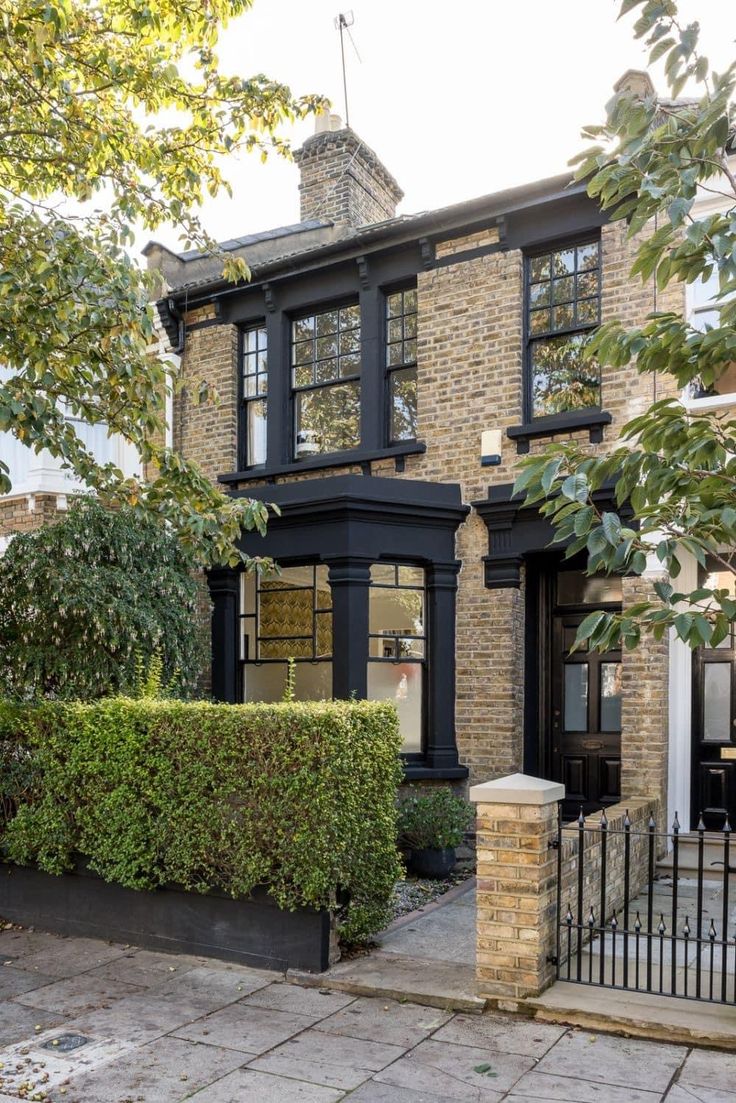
[153,0,735,252]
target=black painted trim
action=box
[219,440,427,484]
[473,479,633,590]
[403,764,469,781]
[507,408,612,454]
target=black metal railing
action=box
[554,807,735,1005]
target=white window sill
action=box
[682,391,736,414]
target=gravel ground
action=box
[389,870,472,922]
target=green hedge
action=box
[0,698,403,942]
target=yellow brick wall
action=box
[174,219,685,791]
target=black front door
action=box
[692,636,736,830]
[551,601,622,818]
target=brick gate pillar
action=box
[470,772,564,1003]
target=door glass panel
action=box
[703,663,731,742]
[600,662,622,732]
[564,664,588,731]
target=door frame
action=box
[525,553,623,807]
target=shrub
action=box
[0,698,403,943]
[0,497,207,700]
[397,786,474,851]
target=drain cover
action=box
[42,1034,90,1053]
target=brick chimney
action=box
[294,113,403,228]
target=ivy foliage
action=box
[0,698,403,943]
[0,0,327,567]
[517,0,736,653]
[0,497,207,700]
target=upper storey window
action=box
[386,289,418,442]
[526,239,602,419]
[242,324,268,467]
[292,303,361,458]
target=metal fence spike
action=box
[724,814,732,835]
[697,812,706,832]
[600,809,608,829]
[672,812,681,833]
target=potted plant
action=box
[397,787,474,879]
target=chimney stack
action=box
[294,116,403,229]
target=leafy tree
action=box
[0,0,326,567]
[517,0,736,653]
[0,497,208,700]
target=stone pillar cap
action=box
[469,772,564,806]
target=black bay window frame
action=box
[238,321,269,470]
[208,475,469,780]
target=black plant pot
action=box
[411,847,456,879]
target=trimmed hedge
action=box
[0,698,403,942]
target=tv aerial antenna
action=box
[334,11,362,128]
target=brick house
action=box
[6,73,732,833]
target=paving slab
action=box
[315,995,452,1047]
[432,1012,566,1058]
[247,1028,407,1091]
[188,1067,345,1102]
[506,1069,662,1102]
[0,1001,64,1047]
[666,1085,736,1102]
[63,1035,246,1103]
[677,1047,736,1094]
[85,947,203,987]
[0,927,75,960]
[533,1029,685,1092]
[13,971,144,1015]
[377,884,476,966]
[373,1038,535,1100]
[0,963,55,999]
[527,979,736,1050]
[147,963,272,1010]
[8,935,128,977]
[243,982,355,1021]
[60,992,209,1046]
[0,1026,134,1097]
[173,1001,314,1055]
[299,950,484,1012]
[346,1083,452,1102]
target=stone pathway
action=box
[1,925,735,1101]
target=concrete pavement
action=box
[1,924,735,1101]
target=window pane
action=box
[552,303,574,330]
[553,248,576,276]
[564,664,588,732]
[530,333,600,418]
[576,298,599,325]
[295,382,360,455]
[367,663,423,753]
[390,366,417,441]
[576,271,598,298]
[316,310,338,336]
[370,580,424,637]
[293,316,314,341]
[387,292,403,318]
[552,276,575,304]
[704,663,731,742]
[244,661,331,703]
[341,304,361,329]
[577,242,599,270]
[529,282,550,306]
[398,565,424,587]
[600,662,622,731]
[530,255,550,281]
[246,398,267,466]
[557,571,622,606]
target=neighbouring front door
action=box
[692,632,736,830]
[691,558,736,830]
[550,570,623,817]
